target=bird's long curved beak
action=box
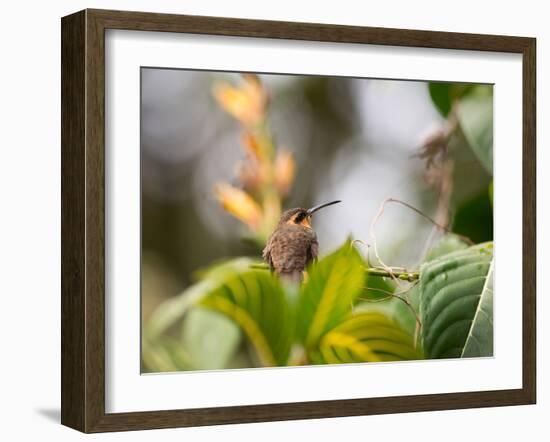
[307,200,341,215]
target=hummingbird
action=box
[262,200,341,284]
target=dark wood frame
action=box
[61,8,536,433]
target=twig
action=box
[369,198,408,290]
[358,286,397,302]
[358,284,422,348]
[250,263,419,282]
[250,264,271,270]
[418,157,454,263]
[365,267,419,282]
[369,198,473,271]
[382,197,457,236]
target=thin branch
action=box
[250,263,419,282]
[250,264,271,270]
[368,198,407,290]
[418,156,455,264]
[369,197,473,278]
[358,284,422,349]
[364,267,419,282]
[358,286,396,302]
[384,197,460,238]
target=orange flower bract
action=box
[214,184,263,228]
[213,75,267,126]
[212,74,294,245]
[274,150,296,195]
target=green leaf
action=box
[297,242,364,349]
[426,233,470,261]
[363,234,467,341]
[428,83,474,117]
[142,334,193,373]
[429,83,453,117]
[461,261,494,358]
[310,312,422,364]
[145,258,256,338]
[457,94,493,174]
[420,243,494,359]
[390,234,470,338]
[453,191,493,243]
[359,271,395,301]
[200,269,294,367]
[388,284,420,338]
[181,307,241,370]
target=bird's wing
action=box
[308,238,319,264]
[262,240,274,271]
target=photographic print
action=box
[141,69,494,373]
[61,10,535,431]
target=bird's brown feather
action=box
[263,222,317,275]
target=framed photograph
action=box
[61,9,536,433]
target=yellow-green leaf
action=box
[200,269,294,367]
[310,312,422,364]
[145,258,256,339]
[297,242,365,349]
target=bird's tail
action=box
[278,270,303,286]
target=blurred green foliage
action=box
[456,92,493,173]
[429,83,475,117]
[143,238,493,371]
[429,82,494,243]
[453,191,494,243]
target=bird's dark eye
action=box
[294,212,306,223]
